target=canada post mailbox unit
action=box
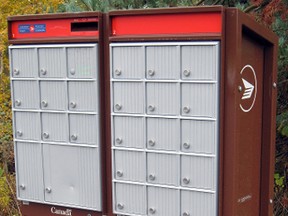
[8,12,107,216]
[105,7,278,216]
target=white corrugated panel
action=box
[13,81,39,109]
[14,112,40,141]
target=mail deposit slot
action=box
[8,12,104,216]
[107,6,278,216]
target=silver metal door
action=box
[115,183,146,215]
[114,150,145,182]
[68,81,98,112]
[41,113,68,142]
[15,142,44,201]
[147,118,179,151]
[39,48,66,78]
[14,112,40,141]
[146,83,179,115]
[112,46,145,79]
[12,81,39,109]
[40,81,66,110]
[43,144,101,210]
[10,48,37,78]
[67,46,97,79]
[69,114,98,145]
[147,153,178,186]
[147,187,179,216]
[113,116,145,149]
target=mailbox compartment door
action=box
[40,81,67,110]
[39,48,66,78]
[15,142,44,201]
[43,144,101,210]
[12,80,39,109]
[112,46,145,79]
[10,48,37,78]
[114,183,146,215]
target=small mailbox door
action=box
[13,81,39,109]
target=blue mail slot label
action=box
[18,24,46,33]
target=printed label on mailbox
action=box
[18,24,46,33]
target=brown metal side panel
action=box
[224,8,278,216]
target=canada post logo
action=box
[18,24,46,33]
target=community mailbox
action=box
[8,12,105,216]
[107,6,278,216]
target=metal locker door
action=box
[12,80,39,109]
[115,183,146,215]
[146,83,179,116]
[69,114,98,145]
[114,150,145,182]
[181,190,216,216]
[111,46,145,79]
[10,48,37,78]
[67,46,97,79]
[147,187,179,216]
[14,112,41,141]
[147,153,178,186]
[147,118,179,151]
[146,46,179,79]
[15,142,44,201]
[113,116,145,149]
[41,113,68,142]
[181,83,217,118]
[40,81,66,110]
[181,120,216,154]
[113,82,144,114]
[43,144,101,210]
[181,155,216,190]
[38,48,66,78]
[68,81,98,112]
[181,44,218,80]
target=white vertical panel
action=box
[14,112,40,141]
[11,48,37,78]
[67,46,97,79]
[39,48,66,78]
[16,142,44,201]
[181,45,218,80]
[43,145,101,210]
[68,81,98,112]
[147,153,178,186]
[114,116,144,149]
[146,83,179,116]
[69,114,98,145]
[181,190,216,216]
[115,183,146,215]
[181,83,216,118]
[181,155,216,190]
[112,46,144,79]
[146,46,179,79]
[13,81,39,109]
[114,150,145,182]
[113,82,144,114]
[181,120,216,154]
[147,187,179,216]
[147,118,179,151]
[40,81,67,110]
[41,113,68,142]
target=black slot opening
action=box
[71,22,98,32]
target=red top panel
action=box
[10,17,99,39]
[111,12,222,36]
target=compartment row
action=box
[112,82,217,118]
[10,45,98,79]
[12,80,98,112]
[114,183,216,216]
[111,44,219,81]
[14,112,99,145]
[113,150,216,190]
[113,116,217,154]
